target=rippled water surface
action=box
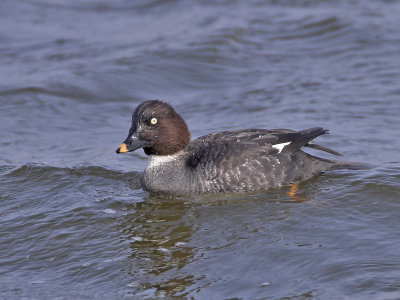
[1,0,400,299]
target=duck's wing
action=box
[185,128,336,191]
[187,127,338,164]
[186,127,334,170]
[186,128,285,169]
[266,128,342,156]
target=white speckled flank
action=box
[272,142,291,153]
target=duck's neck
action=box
[147,150,186,169]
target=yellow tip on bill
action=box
[119,143,128,153]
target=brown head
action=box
[116,100,191,156]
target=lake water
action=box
[1,0,400,299]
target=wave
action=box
[3,163,140,183]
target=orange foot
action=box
[287,183,307,202]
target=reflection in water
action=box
[119,195,195,296]
[117,189,307,297]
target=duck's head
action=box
[116,100,191,156]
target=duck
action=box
[116,100,363,195]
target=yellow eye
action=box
[150,118,157,125]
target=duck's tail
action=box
[329,160,375,170]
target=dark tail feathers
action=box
[284,127,329,153]
[329,161,375,170]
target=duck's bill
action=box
[116,138,148,154]
[116,143,129,153]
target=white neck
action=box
[147,151,184,169]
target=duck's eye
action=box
[150,118,158,125]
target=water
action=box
[1,0,400,299]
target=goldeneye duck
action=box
[116,100,361,195]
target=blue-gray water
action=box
[1,0,400,299]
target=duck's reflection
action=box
[119,194,196,296]
[118,187,311,297]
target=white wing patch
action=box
[272,142,291,153]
